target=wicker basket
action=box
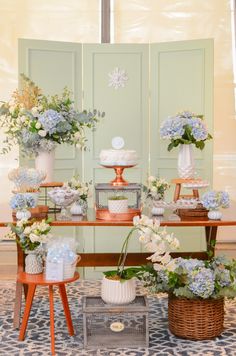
[168,294,224,340]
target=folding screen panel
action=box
[18,39,213,278]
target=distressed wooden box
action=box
[82,296,149,348]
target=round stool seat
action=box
[17,271,80,285]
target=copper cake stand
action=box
[101,165,136,186]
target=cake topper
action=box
[111,136,125,150]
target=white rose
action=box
[38,130,47,137]
[29,233,39,243]
[35,122,41,129]
[24,227,31,235]
[31,107,38,116]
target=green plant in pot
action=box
[101,215,180,304]
[108,195,128,214]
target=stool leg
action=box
[49,285,55,355]
[13,281,23,329]
[59,284,74,336]
[19,284,36,341]
[174,183,181,202]
[193,189,199,199]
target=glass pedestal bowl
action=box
[48,187,79,220]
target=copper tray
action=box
[96,208,141,221]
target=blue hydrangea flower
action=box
[189,267,215,298]
[214,268,231,287]
[39,109,64,135]
[10,194,26,209]
[175,257,205,273]
[201,191,230,210]
[187,117,208,141]
[160,116,185,139]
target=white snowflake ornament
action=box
[108,67,128,90]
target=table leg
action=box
[205,226,218,257]
[49,285,55,355]
[19,284,36,341]
[59,284,74,336]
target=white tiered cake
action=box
[99,137,138,166]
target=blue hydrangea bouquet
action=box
[201,190,230,210]
[0,74,105,156]
[137,255,236,300]
[160,110,212,151]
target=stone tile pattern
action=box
[0,280,236,356]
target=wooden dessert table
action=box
[1,204,236,328]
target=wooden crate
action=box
[82,295,149,348]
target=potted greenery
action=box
[108,195,128,214]
[64,175,91,216]
[101,215,180,304]
[201,190,230,220]
[9,219,52,274]
[137,255,236,340]
[143,176,170,215]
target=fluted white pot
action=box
[178,144,195,179]
[16,209,31,221]
[25,251,43,274]
[101,276,136,304]
[35,150,55,183]
[208,210,222,220]
[151,207,165,216]
[108,199,128,214]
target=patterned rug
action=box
[0,280,236,356]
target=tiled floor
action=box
[0,280,236,356]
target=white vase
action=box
[35,150,55,183]
[151,207,165,216]
[70,200,88,216]
[178,144,195,179]
[108,199,128,214]
[208,210,222,220]
[101,276,136,304]
[16,209,31,221]
[25,251,43,274]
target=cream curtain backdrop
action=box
[0,0,235,244]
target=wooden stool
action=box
[17,271,80,355]
[171,179,200,202]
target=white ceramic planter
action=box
[151,207,165,216]
[101,276,136,304]
[25,251,43,274]
[178,144,195,179]
[108,199,128,214]
[16,209,31,221]
[70,200,88,216]
[208,210,222,220]
[35,150,55,183]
